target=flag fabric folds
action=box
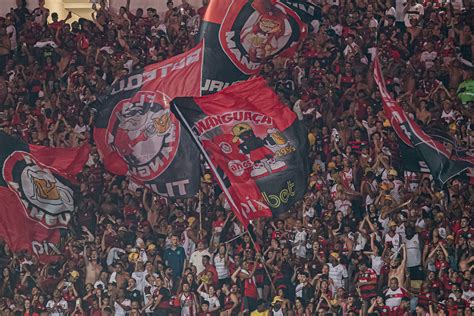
[172,78,309,227]
[279,1,322,23]
[93,1,310,198]
[0,132,89,262]
[373,57,474,187]
[199,0,307,95]
[92,43,204,198]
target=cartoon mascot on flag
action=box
[231,122,286,178]
[112,98,172,165]
[240,0,290,62]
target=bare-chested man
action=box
[84,245,103,284]
[110,262,130,289]
[388,243,407,288]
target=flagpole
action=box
[173,103,276,294]
[246,230,277,294]
[197,192,203,240]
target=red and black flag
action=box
[373,57,474,187]
[0,132,90,262]
[199,0,307,94]
[279,1,322,23]
[172,78,309,227]
[92,43,204,198]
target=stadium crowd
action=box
[0,0,473,315]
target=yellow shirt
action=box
[250,310,269,316]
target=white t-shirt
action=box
[32,7,49,25]
[114,299,131,316]
[404,3,424,27]
[448,0,464,11]
[46,299,68,316]
[385,232,401,252]
[395,0,407,22]
[328,263,348,290]
[385,287,408,308]
[378,214,389,234]
[353,234,367,251]
[371,255,384,275]
[335,198,352,216]
[151,23,167,37]
[214,255,229,279]
[6,25,17,50]
[420,50,438,69]
[404,234,421,267]
[295,282,305,298]
[385,6,396,18]
[292,230,307,258]
[344,42,360,57]
[182,228,196,259]
[189,249,211,275]
[199,292,220,311]
[74,124,90,134]
[293,100,303,121]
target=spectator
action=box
[164,234,187,279]
[0,0,472,315]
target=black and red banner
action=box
[0,132,90,262]
[172,78,309,226]
[199,0,307,94]
[93,43,204,198]
[279,1,321,23]
[373,57,474,187]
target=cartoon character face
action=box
[24,167,74,214]
[232,123,253,142]
[151,111,171,134]
[117,101,151,132]
[143,110,172,138]
[248,35,266,48]
[259,17,281,34]
[106,91,179,181]
[268,128,286,145]
[239,129,256,141]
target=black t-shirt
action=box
[301,283,315,304]
[13,7,30,28]
[127,288,142,302]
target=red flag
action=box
[173,78,309,227]
[199,0,307,94]
[93,43,204,198]
[373,57,412,146]
[0,132,90,262]
[373,57,474,187]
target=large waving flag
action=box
[172,78,309,226]
[373,57,474,187]
[93,2,311,198]
[0,132,89,262]
[92,43,204,198]
[199,0,308,94]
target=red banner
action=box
[173,78,309,226]
[93,43,204,198]
[373,57,474,186]
[0,132,89,262]
[199,0,307,94]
